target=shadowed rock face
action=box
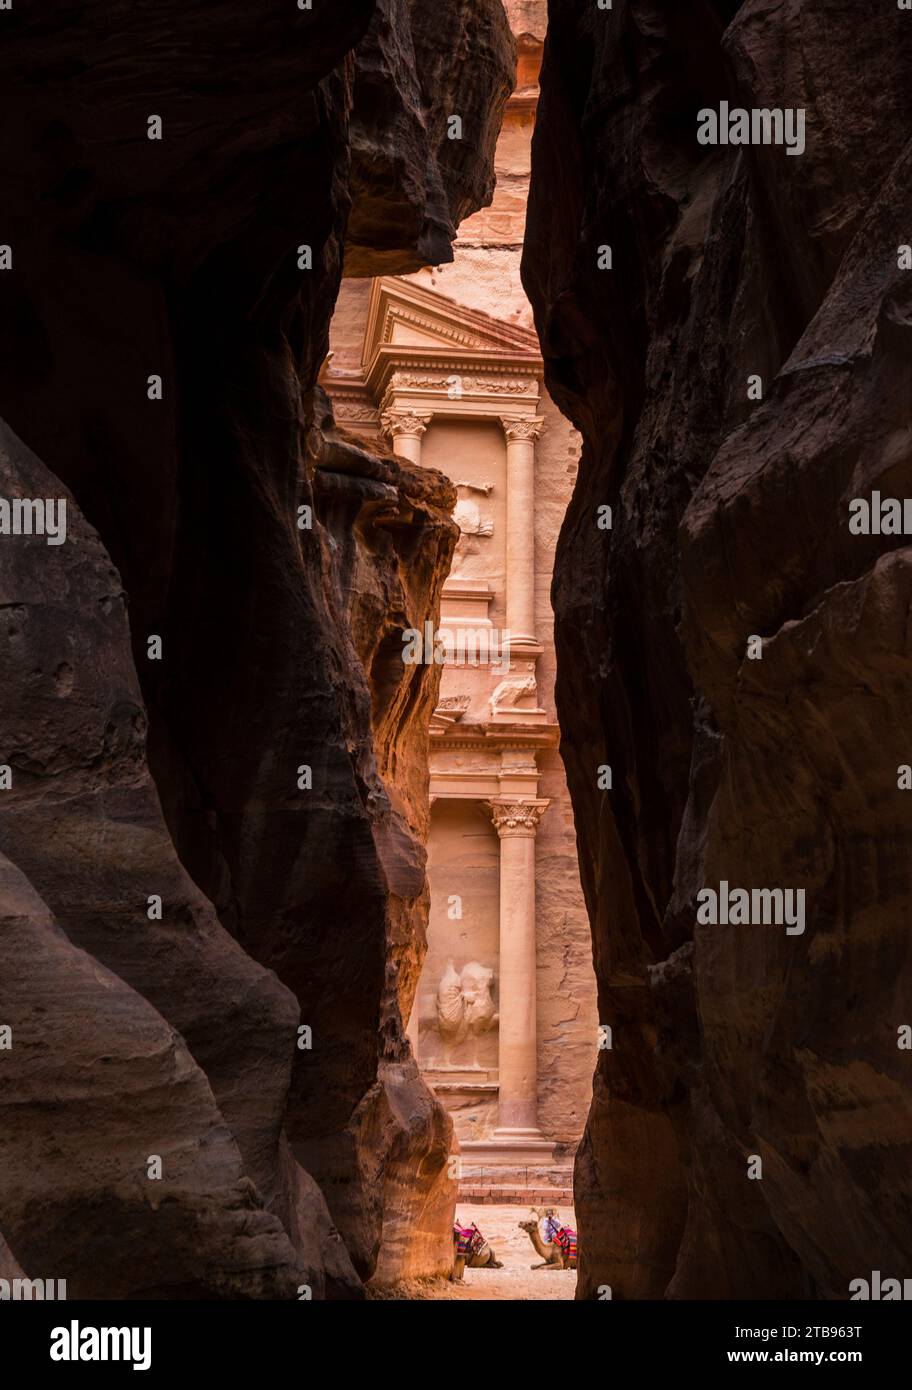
[0,1,511,1294]
[346,0,515,275]
[0,417,334,1299]
[523,0,912,1298]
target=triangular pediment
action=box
[362,276,541,368]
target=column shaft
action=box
[488,798,548,1139]
[501,418,543,646]
[497,828,538,1132]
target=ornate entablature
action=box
[428,729,559,806]
[320,276,544,433]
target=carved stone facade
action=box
[323,0,596,1191]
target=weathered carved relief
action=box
[463,377,536,396]
[430,695,471,728]
[334,402,379,425]
[489,674,539,718]
[391,372,536,396]
[453,497,493,538]
[453,480,494,495]
[451,484,494,574]
[436,959,498,1047]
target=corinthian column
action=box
[500,416,544,648]
[380,409,432,465]
[487,798,549,1139]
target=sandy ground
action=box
[368,1204,577,1301]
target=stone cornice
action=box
[370,348,541,377]
[429,724,559,752]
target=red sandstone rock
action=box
[346,0,515,275]
[0,0,508,1295]
[524,0,912,1299]
[0,415,361,1298]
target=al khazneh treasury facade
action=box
[323,0,596,1199]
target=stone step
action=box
[458,1163,574,1185]
[458,1183,574,1205]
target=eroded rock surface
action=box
[346,0,515,275]
[0,0,509,1295]
[0,420,320,1298]
[524,0,912,1298]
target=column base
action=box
[501,634,542,657]
[460,1133,555,1164]
[491,1126,548,1145]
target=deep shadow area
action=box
[522,0,912,1299]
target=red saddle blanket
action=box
[454,1224,486,1259]
[555,1227,578,1261]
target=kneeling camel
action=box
[518,1208,578,1270]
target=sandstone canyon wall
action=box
[0,0,513,1296]
[524,0,912,1298]
[329,0,598,1156]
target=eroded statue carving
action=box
[436,959,498,1044]
[489,673,538,717]
[453,496,494,538]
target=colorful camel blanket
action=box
[555,1227,578,1262]
[453,1223,487,1259]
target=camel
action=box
[518,1208,578,1270]
[451,1221,503,1282]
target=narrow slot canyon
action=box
[0,0,910,1323]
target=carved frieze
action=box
[390,371,536,396]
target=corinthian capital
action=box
[500,416,545,444]
[486,799,549,837]
[381,409,432,440]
